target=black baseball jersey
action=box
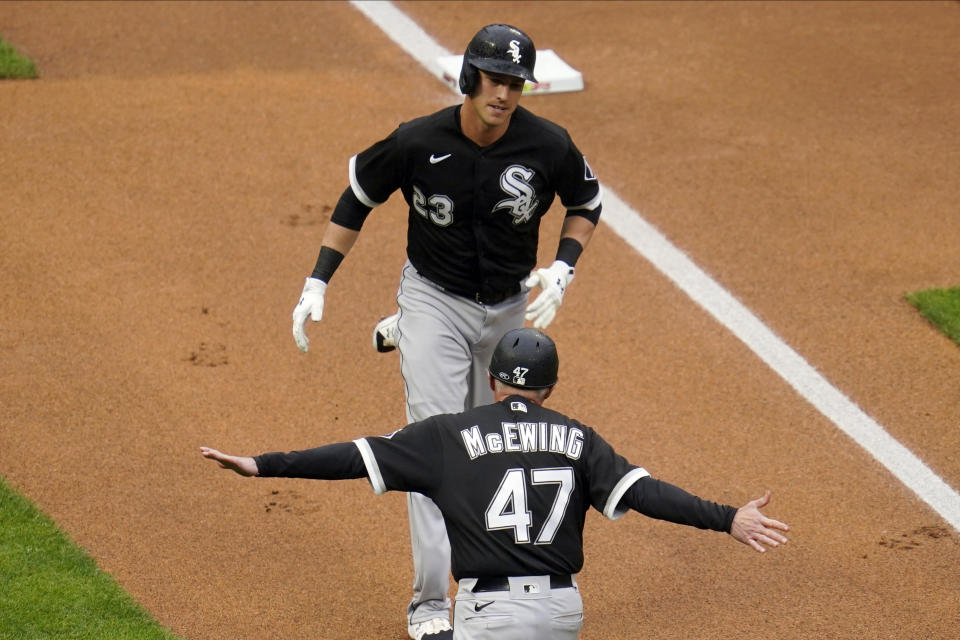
[353,395,647,580]
[346,105,602,300]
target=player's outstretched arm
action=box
[729,490,790,553]
[200,447,259,477]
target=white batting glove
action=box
[292,277,327,353]
[523,260,575,329]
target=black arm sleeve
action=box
[329,187,373,231]
[564,202,601,225]
[619,476,737,532]
[254,442,366,480]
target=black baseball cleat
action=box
[373,311,400,353]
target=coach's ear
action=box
[488,373,496,392]
[543,383,555,401]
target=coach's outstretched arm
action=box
[619,476,789,553]
[201,442,368,480]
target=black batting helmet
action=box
[488,328,558,390]
[459,24,537,95]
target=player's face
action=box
[468,70,525,129]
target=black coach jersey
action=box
[354,395,648,580]
[348,105,602,300]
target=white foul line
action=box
[350,1,450,78]
[600,190,960,531]
[349,1,960,532]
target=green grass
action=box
[0,476,184,640]
[0,32,173,640]
[905,286,960,347]
[0,35,38,79]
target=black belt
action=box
[472,574,573,592]
[456,285,519,306]
[416,271,520,306]
[473,285,521,306]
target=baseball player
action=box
[290,24,602,640]
[203,328,790,640]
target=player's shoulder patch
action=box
[583,157,597,181]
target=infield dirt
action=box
[1,2,958,639]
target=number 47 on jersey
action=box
[485,467,574,544]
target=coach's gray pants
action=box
[395,261,527,625]
[454,576,584,640]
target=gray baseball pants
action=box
[454,576,584,640]
[394,260,527,625]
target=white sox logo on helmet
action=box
[509,40,522,63]
[494,164,539,225]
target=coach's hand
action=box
[730,490,790,553]
[200,447,259,476]
[292,277,327,352]
[524,260,575,329]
